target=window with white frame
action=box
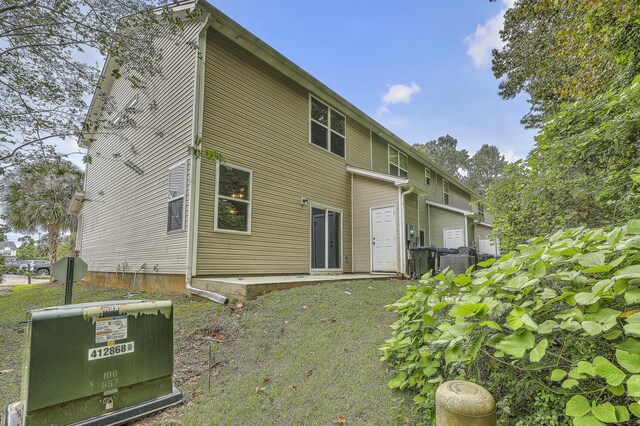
[388,145,408,178]
[215,162,252,233]
[310,96,346,157]
[424,167,432,186]
[443,179,450,205]
[167,162,186,232]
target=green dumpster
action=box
[5,300,183,426]
[410,247,435,278]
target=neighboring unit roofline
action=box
[424,199,474,216]
[346,165,409,185]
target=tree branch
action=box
[0,1,36,16]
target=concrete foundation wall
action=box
[86,272,186,294]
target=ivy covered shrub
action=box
[380,222,640,425]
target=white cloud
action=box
[464,0,515,69]
[377,82,421,116]
[503,149,522,163]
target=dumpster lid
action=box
[31,300,148,313]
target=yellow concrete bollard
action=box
[435,380,496,426]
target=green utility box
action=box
[5,300,183,426]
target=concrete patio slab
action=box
[192,273,398,299]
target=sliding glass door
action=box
[311,206,342,271]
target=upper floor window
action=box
[215,162,252,234]
[388,145,408,178]
[443,179,450,205]
[424,167,432,186]
[478,202,485,219]
[167,161,186,232]
[310,96,346,158]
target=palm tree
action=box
[1,159,83,265]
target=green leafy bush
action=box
[381,221,640,425]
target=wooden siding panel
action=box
[352,175,398,273]
[197,31,352,276]
[429,206,465,247]
[80,21,200,276]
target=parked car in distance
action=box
[12,260,50,275]
[30,260,51,276]
[16,260,33,273]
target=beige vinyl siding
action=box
[483,210,494,224]
[420,197,430,245]
[404,192,418,243]
[352,175,398,273]
[407,157,425,186]
[425,174,472,211]
[371,133,388,174]
[197,30,352,276]
[467,218,475,246]
[429,206,466,247]
[346,118,371,169]
[80,21,200,275]
[476,224,492,241]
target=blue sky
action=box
[211,0,538,161]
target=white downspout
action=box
[463,215,469,247]
[184,13,228,305]
[398,185,414,275]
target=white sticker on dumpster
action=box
[95,315,128,343]
[88,342,135,361]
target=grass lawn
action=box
[0,279,419,425]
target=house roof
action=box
[0,241,17,251]
[80,0,482,200]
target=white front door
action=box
[371,206,396,272]
[443,227,464,249]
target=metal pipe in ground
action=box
[435,380,496,426]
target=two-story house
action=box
[0,241,17,263]
[71,0,491,298]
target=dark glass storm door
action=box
[311,207,342,271]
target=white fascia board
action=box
[346,166,408,185]
[477,221,493,228]
[424,199,473,216]
[68,191,86,215]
